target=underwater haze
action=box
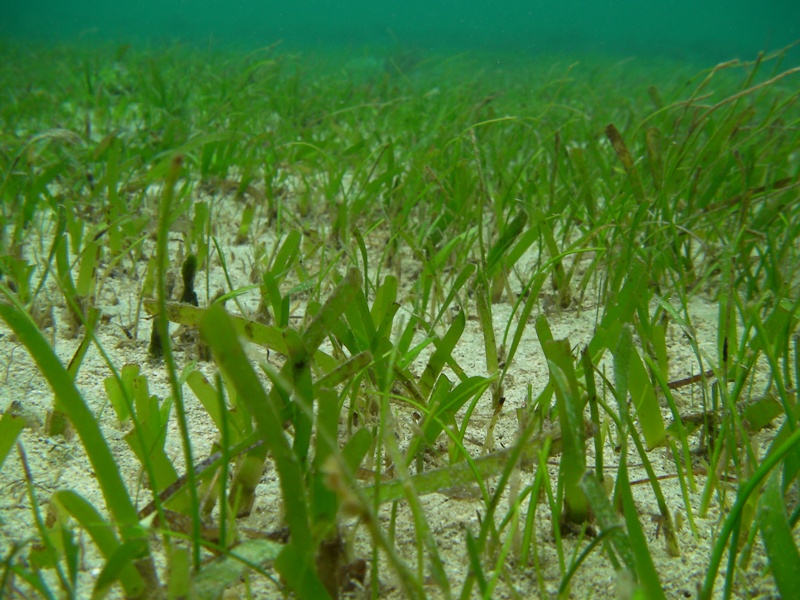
[3,0,800,61]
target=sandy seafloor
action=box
[0,168,792,599]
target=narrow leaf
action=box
[0,303,140,531]
[759,471,800,598]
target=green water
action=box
[3,0,799,62]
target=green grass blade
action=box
[185,370,225,434]
[700,423,800,598]
[475,280,499,379]
[52,491,144,597]
[758,471,800,598]
[587,262,647,359]
[407,375,494,463]
[262,271,286,326]
[315,350,373,390]
[0,302,141,533]
[623,346,666,449]
[166,547,191,599]
[343,286,377,351]
[580,473,635,571]
[558,525,622,597]
[618,459,667,600]
[431,262,476,330]
[485,209,527,278]
[200,304,310,542]
[465,530,488,596]
[144,299,285,352]
[501,272,547,382]
[200,303,328,595]
[0,409,26,471]
[419,309,466,397]
[605,123,646,202]
[66,307,100,379]
[311,388,339,525]
[371,274,398,328]
[154,154,201,567]
[545,342,588,524]
[614,325,633,428]
[91,539,149,600]
[373,430,556,505]
[193,539,283,599]
[272,230,302,276]
[303,267,361,353]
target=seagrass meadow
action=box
[1,39,800,599]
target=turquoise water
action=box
[3,1,799,62]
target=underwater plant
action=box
[0,40,799,599]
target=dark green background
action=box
[3,1,799,61]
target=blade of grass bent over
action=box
[200,304,329,597]
[0,302,142,537]
[197,310,299,520]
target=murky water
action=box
[3,0,799,62]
